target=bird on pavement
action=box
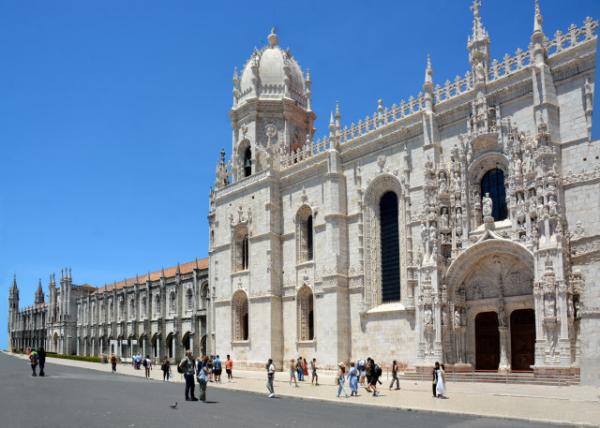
[169,402,177,409]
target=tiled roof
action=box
[91,258,208,295]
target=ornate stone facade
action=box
[8,260,211,364]
[209,2,600,384]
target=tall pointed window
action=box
[481,168,507,221]
[297,286,314,341]
[234,226,250,271]
[154,294,160,316]
[141,297,147,319]
[243,147,252,177]
[169,291,176,314]
[380,191,401,302]
[232,291,249,341]
[186,288,193,311]
[296,206,314,263]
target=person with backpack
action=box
[213,355,222,383]
[266,358,276,398]
[143,355,152,379]
[179,350,197,401]
[161,357,171,381]
[37,348,46,377]
[29,349,39,376]
[368,358,381,397]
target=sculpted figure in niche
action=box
[440,207,449,231]
[438,172,448,194]
[544,296,555,318]
[482,193,493,217]
[442,309,448,326]
[498,304,507,327]
[455,208,463,236]
[548,194,558,216]
[424,308,433,326]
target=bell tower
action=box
[225,28,315,183]
[8,274,19,351]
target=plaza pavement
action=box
[4,351,600,427]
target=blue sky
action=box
[0,0,598,349]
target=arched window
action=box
[119,298,125,320]
[141,297,147,317]
[297,287,314,341]
[481,168,507,221]
[130,299,135,320]
[169,291,176,314]
[232,291,249,341]
[154,294,160,316]
[243,147,252,177]
[242,235,249,270]
[186,288,193,311]
[201,283,209,310]
[380,191,401,302]
[296,206,314,263]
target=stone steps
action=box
[399,371,580,386]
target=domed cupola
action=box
[235,28,310,108]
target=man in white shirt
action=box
[266,358,275,398]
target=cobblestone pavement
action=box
[3,352,598,427]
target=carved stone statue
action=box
[424,308,433,326]
[482,192,493,217]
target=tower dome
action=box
[236,28,308,107]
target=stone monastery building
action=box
[9,1,600,384]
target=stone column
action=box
[498,326,510,371]
[557,282,571,366]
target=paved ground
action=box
[0,352,562,428]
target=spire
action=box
[329,111,335,137]
[50,273,56,288]
[35,279,44,304]
[10,274,18,292]
[305,68,312,111]
[533,0,543,35]
[467,0,490,86]
[335,101,341,132]
[423,54,434,94]
[176,262,181,275]
[267,27,279,48]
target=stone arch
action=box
[296,204,314,263]
[363,173,408,308]
[166,332,175,359]
[200,281,209,310]
[467,152,509,227]
[231,289,249,341]
[297,285,315,341]
[236,139,252,179]
[232,224,249,272]
[445,238,535,369]
[182,331,193,353]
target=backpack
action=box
[177,361,185,374]
[375,364,382,377]
[143,359,148,368]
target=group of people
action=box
[27,347,46,377]
[177,352,234,402]
[287,356,319,387]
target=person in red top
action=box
[225,354,233,381]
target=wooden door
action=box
[475,311,500,370]
[510,309,535,371]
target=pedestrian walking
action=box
[179,350,197,401]
[37,348,46,377]
[110,354,117,374]
[358,359,366,386]
[348,362,359,396]
[266,358,276,398]
[336,363,349,398]
[225,354,233,381]
[389,360,400,390]
[161,358,171,381]
[197,356,209,402]
[367,358,381,397]
[289,359,299,387]
[143,355,152,379]
[432,362,439,397]
[29,349,38,376]
[436,363,447,399]
[302,358,308,380]
[310,358,319,385]
[207,356,214,383]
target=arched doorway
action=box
[182,332,192,353]
[475,312,500,370]
[151,334,160,359]
[166,333,174,359]
[510,309,535,371]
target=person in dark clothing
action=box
[432,361,440,397]
[37,348,46,377]
[179,350,197,401]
